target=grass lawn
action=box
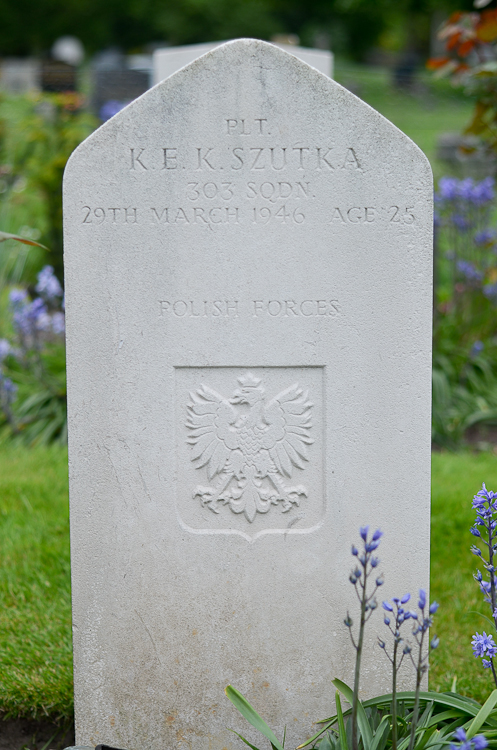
[0,444,71,722]
[0,445,497,720]
[333,59,475,182]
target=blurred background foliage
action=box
[0,0,482,60]
[2,0,497,447]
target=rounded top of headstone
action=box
[65,36,431,185]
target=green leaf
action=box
[359,692,486,718]
[228,729,264,750]
[369,716,391,750]
[0,230,47,249]
[225,686,284,750]
[332,678,373,746]
[466,690,497,739]
[297,721,335,748]
[336,691,349,750]
[426,710,468,727]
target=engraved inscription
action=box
[159,299,340,318]
[186,372,313,523]
[127,146,361,173]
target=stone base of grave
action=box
[0,717,74,750]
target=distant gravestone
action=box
[63,39,432,750]
[0,58,40,93]
[153,40,333,84]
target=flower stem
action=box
[408,636,424,750]
[351,573,367,750]
[392,640,398,750]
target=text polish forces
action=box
[158,300,340,318]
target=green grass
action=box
[333,59,475,181]
[0,443,71,722]
[431,451,497,702]
[0,445,497,720]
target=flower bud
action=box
[376,575,384,587]
[344,614,353,628]
[371,557,379,568]
[351,545,358,556]
[384,616,390,626]
[378,639,385,649]
[430,635,440,650]
[349,574,357,585]
[403,645,412,654]
[382,601,393,612]
[429,602,439,615]
[418,589,426,609]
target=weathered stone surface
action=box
[63,39,432,750]
[153,40,333,84]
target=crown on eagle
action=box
[237,372,262,388]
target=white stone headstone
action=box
[64,38,432,750]
[153,40,333,84]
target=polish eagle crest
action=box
[186,372,314,522]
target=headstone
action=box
[91,50,151,119]
[153,40,333,84]
[0,58,40,93]
[64,39,432,750]
[40,60,77,92]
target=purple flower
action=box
[35,265,62,300]
[100,100,129,122]
[429,601,439,614]
[418,589,426,609]
[51,312,65,335]
[401,593,411,604]
[475,229,497,246]
[471,176,494,204]
[9,289,27,305]
[451,727,488,750]
[484,282,497,302]
[451,214,469,230]
[457,260,483,283]
[437,176,460,201]
[359,525,369,541]
[472,631,497,658]
[382,601,393,612]
[0,340,10,361]
[470,341,484,358]
[473,737,488,750]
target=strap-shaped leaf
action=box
[225,685,284,750]
[228,729,264,750]
[369,716,391,750]
[332,678,373,747]
[0,231,47,249]
[336,691,349,750]
[466,689,497,739]
[297,721,335,748]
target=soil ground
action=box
[0,718,74,750]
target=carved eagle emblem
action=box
[186,372,314,522]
